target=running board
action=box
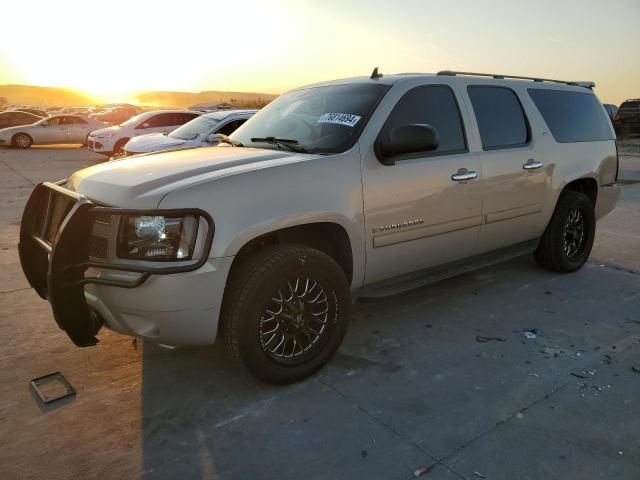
[358,239,539,299]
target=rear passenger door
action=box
[362,84,483,284]
[64,116,91,143]
[466,85,549,253]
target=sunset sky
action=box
[0,0,638,104]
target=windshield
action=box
[230,83,390,154]
[169,116,220,140]
[120,112,147,127]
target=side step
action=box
[358,239,539,299]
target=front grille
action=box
[44,193,74,244]
[89,236,109,260]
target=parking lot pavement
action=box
[0,147,639,480]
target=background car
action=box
[90,106,140,126]
[0,114,106,148]
[0,111,43,129]
[613,98,640,137]
[87,110,201,156]
[123,109,257,155]
[14,108,48,118]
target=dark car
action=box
[14,108,48,118]
[603,103,618,121]
[613,99,640,137]
[0,111,42,129]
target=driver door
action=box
[362,84,483,284]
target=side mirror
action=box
[375,124,439,165]
[206,133,223,144]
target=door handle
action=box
[451,169,478,182]
[523,159,544,170]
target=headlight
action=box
[95,132,114,139]
[117,214,200,261]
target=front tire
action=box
[112,138,129,156]
[221,245,350,384]
[534,190,595,272]
[12,133,32,149]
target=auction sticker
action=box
[318,113,361,127]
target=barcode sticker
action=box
[318,113,361,127]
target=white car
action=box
[0,114,106,148]
[123,110,257,155]
[87,110,201,156]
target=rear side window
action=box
[381,85,467,156]
[528,89,613,143]
[468,86,529,150]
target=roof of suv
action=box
[299,70,597,92]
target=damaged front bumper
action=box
[18,181,214,347]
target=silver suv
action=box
[19,70,620,383]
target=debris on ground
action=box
[413,466,430,477]
[30,372,76,405]
[473,471,487,479]
[476,335,507,343]
[632,366,640,373]
[524,331,537,339]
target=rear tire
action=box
[221,245,350,384]
[534,190,595,272]
[12,133,32,149]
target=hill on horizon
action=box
[0,84,278,109]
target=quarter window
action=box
[468,86,529,150]
[380,85,467,157]
[528,89,614,143]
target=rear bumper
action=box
[595,183,621,219]
[18,182,216,347]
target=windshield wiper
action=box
[217,134,244,147]
[250,136,307,153]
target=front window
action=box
[230,83,390,154]
[169,116,220,140]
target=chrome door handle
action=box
[451,169,478,182]
[523,159,544,170]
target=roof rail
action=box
[437,70,595,89]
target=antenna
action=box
[370,67,383,80]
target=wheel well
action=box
[231,223,354,283]
[563,178,597,206]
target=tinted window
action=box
[380,85,466,156]
[217,119,246,136]
[468,86,529,149]
[47,117,62,126]
[143,113,182,128]
[528,89,613,143]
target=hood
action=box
[90,125,121,136]
[125,133,187,153]
[67,146,305,208]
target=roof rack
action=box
[437,70,595,89]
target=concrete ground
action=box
[0,146,639,480]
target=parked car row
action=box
[0,106,256,154]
